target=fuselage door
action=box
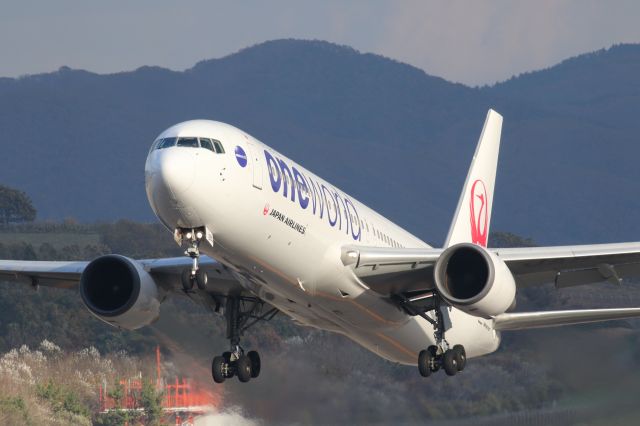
[246,140,263,190]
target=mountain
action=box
[0,39,638,245]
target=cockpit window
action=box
[155,136,225,153]
[176,137,199,148]
[149,139,161,153]
[212,139,225,153]
[199,138,215,153]
[156,137,177,149]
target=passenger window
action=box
[212,139,225,153]
[199,138,216,153]
[157,137,177,149]
[177,137,199,148]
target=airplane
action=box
[2,109,640,384]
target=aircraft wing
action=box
[493,242,640,287]
[343,242,640,330]
[342,242,640,294]
[0,260,87,289]
[493,307,640,330]
[0,256,246,296]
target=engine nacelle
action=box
[79,255,161,330]
[434,243,516,318]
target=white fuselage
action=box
[144,120,500,365]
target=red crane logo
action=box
[470,179,489,247]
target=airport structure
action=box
[97,346,220,425]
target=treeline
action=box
[0,184,36,225]
[0,242,109,262]
[0,220,182,261]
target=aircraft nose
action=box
[156,149,197,197]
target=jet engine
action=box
[79,255,162,330]
[434,243,516,318]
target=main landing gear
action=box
[418,344,466,377]
[395,292,467,378]
[211,296,278,384]
[417,303,467,377]
[179,228,208,292]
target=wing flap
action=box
[496,242,640,287]
[493,307,640,331]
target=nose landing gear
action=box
[177,227,208,291]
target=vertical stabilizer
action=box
[444,109,503,248]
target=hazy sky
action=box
[2,0,639,86]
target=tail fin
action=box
[444,109,503,248]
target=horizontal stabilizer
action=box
[493,307,640,331]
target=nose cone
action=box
[145,148,199,223]
[147,149,197,199]
[157,149,197,196]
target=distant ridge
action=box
[0,39,638,245]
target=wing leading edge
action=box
[493,307,640,331]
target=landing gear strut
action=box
[396,292,467,377]
[211,296,277,384]
[179,228,208,292]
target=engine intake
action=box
[434,243,516,318]
[80,255,161,330]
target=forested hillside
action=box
[0,40,638,245]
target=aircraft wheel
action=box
[442,350,459,376]
[236,355,252,383]
[222,352,234,377]
[418,349,433,377]
[248,351,261,378]
[452,345,466,371]
[212,356,226,383]
[195,269,208,290]
[181,268,194,291]
[428,346,440,372]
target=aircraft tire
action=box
[195,269,208,290]
[222,352,234,377]
[248,351,261,378]
[236,355,252,383]
[452,345,466,371]
[212,356,226,383]
[428,346,440,372]
[418,349,432,377]
[181,268,194,291]
[442,350,459,376]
